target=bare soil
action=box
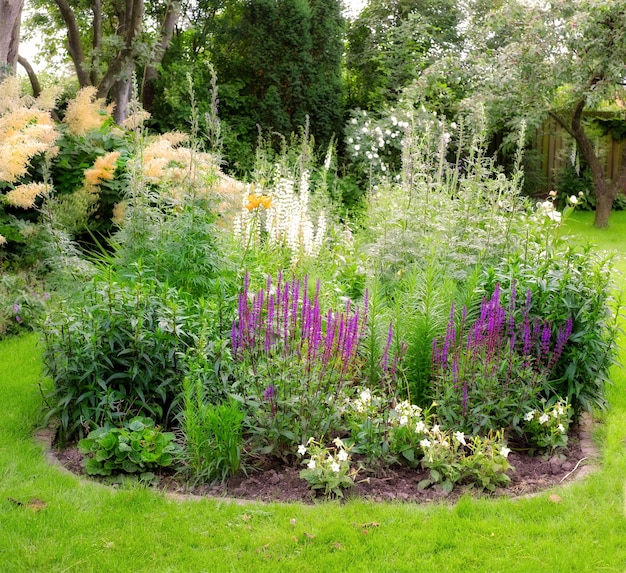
[41,416,597,504]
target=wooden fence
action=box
[534,116,625,192]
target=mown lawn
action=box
[1,211,625,572]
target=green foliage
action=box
[78,416,180,476]
[0,271,50,338]
[345,0,462,110]
[48,124,130,235]
[481,244,621,413]
[180,366,244,484]
[41,270,209,444]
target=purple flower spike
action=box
[263,384,275,400]
[13,303,19,314]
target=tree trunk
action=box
[141,0,181,112]
[0,0,24,75]
[112,78,132,124]
[568,96,618,227]
[594,186,614,228]
[54,0,91,87]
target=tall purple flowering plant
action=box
[231,271,392,458]
[432,283,573,436]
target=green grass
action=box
[2,215,626,571]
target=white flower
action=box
[557,406,564,416]
[330,462,341,474]
[500,446,511,458]
[359,389,371,403]
[524,411,535,422]
[307,459,316,469]
[351,118,357,124]
[419,439,432,449]
[415,421,426,433]
[337,450,348,462]
[333,437,345,448]
[454,431,466,445]
[558,424,565,433]
[578,191,585,198]
[539,414,550,424]
[549,190,557,197]
[552,408,559,418]
[547,210,562,223]
[347,137,353,144]
[432,424,440,434]
[297,444,307,456]
[354,144,360,151]
[399,415,408,427]
[569,195,578,205]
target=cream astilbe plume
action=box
[4,182,49,209]
[64,87,112,136]
[84,151,121,188]
[121,109,151,130]
[111,201,127,225]
[34,86,62,112]
[0,76,21,115]
[0,109,59,183]
[141,132,217,200]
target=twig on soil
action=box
[559,457,587,483]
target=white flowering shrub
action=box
[522,399,572,452]
[297,437,356,498]
[344,108,412,180]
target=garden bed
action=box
[42,418,596,504]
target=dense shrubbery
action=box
[3,86,618,497]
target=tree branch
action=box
[54,0,91,87]
[141,0,181,111]
[17,55,41,97]
[96,0,145,100]
[90,0,102,86]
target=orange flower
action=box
[245,193,272,210]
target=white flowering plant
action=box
[388,400,432,467]
[522,398,572,452]
[297,437,357,499]
[418,426,512,493]
[342,388,391,463]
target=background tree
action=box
[0,0,24,77]
[466,0,626,227]
[345,0,461,110]
[27,0,181,122]
[151,0,345,173]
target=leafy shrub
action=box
[41,270,209,444]
[432,285,572,435]
[78,416,180,476]
[481,244,621,413]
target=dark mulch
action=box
[46,423,593,505]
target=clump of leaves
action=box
[78,416,181,477]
